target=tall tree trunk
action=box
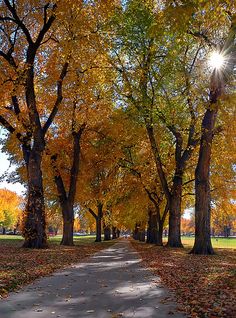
[61,203,74,246]
[112,226,117,239]
[146,230,150,243]
[23,150,47,248]
[95,217,102,242]
[157,220,164,246]
[145,124,183,247]
[167,174,183,247]
[133,224,139,240]
[95,203,103,242]
[190,19,236,254]
[51,125,85,246]
[190,109,216,255]
[139,229,145,242]
[104,226,111,241]
[146,208,158,244]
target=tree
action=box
[0,1,69,248]
[41,0,117,246]
[108,0,203,247]
[117,128,169,245]
[0,188,22,232]
[50,122,85,246]
[190,11,236,254]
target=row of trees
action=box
[0,0,235,254]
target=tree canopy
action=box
[0,0,235,254]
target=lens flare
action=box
[209,52,225,70]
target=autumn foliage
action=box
[0,189,22,232]
[0,4,235,316]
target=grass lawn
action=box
[131,240,236,318]
[0,234,114,298]
[162,236,236,249]
[0,234,98,245]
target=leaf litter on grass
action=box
[0,241,113,298]
[131,240,236,318]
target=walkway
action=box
[0,240,185,318]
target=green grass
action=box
[49,235,97,245]
[1,234,235,249]
[0,234,112,247]
[162,236,236,249]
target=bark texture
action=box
[146,208,158,244]
[23,150,47,248]
[167,175,183,247]
[190,109,217,254]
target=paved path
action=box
[0,240,185,318]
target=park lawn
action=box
[0,235,114,298]
[162,236,236,249]
[131,240,236,318]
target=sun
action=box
[209,51,225,70]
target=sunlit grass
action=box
[0,234,112,247]
[162,236,236,249]
[1,234,235,248]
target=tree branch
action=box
[51,154,67,204]
[0,114,24,142]
[183,178,195,186]
[187,30,215,47]
[88,208,97,220]
[0,49,17,68]
[42,61,69,135]
[3,0,33,44]
[68,124,86,203]
[34,3,57,48]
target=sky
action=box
[0,151,25,195]
[0,128,25,196]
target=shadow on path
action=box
[0,240,185,318]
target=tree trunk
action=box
[157,220,164,246]
[190,19,236,254]
[190,109,216,255]
[61,219,74,246]
[167,174,183,247]
[147,209,158,244]
[22,150,47,248]
[95,217,102,242]
[51,125,84,246]
[139,230,145,242]
[104,226,111,241]
[2,227,6,235]
[133,224,139,240]
[95,203,103,242]
[60,202,74,246]
[145,124,183,247]
[117,229,120,238]
[112,226,117,239]
[146,223,150,243]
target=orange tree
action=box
[0,188,22,232]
